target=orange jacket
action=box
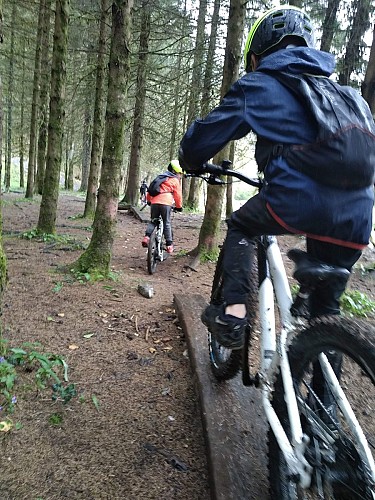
[146,175,182,208]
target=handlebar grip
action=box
[203,163,224,175]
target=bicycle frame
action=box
[189,163,374,493]
[154,216,164,261]
[257,235,375,488]
[147,215,165,275]
[256,235,311,485]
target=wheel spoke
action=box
[269,317,375,499]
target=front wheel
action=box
[147,229,158,274]
[269,317,375,499]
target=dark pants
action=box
[222,194,361,317]
[146,204,173,245]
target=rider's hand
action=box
[147,201,151,206]
[182,164,206,176]
[174,207,183,212]
[179,147,206,175]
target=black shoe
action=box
[201,304,247,350]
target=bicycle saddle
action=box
[287,249,350,288]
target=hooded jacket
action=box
[146,172,182,208]
[179,47,374,249]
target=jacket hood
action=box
[257,47,335,77]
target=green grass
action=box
[340,289,375,318]
[291,285,375,318]
[199,249,220,263]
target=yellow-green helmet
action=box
[168,159,183,174]
[244,5,315,72]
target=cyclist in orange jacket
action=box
[141,160,183,254]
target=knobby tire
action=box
[269,316,375,500]
[147,229,158,275]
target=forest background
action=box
[0,1,373,496]
[0,0,374,280]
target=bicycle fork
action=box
[258,237,313,487]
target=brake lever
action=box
[184,173,226,185]
[207,174,225,185]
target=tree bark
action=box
[169,0,188,160]
[5,0,16,192]
[19,37,26,189]
[191,0,245,266]
[338,0,371,85]
[26,0,46,199]
[76,0,133,275]
[320,0,341,52]
[186,0,221,213]
[225,141,235,217]
[0,0,7,315]
[121,0,150,206]
[184,0,208,207]
[36,0,52,195]
[362,25,375,114]
[66,133,74,191]
[79,84,92,193]
[201,0,220,118]
[83,0,110,218]
[37,0,70,234]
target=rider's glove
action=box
[174,207,183,212]
[147,201,151,206]
[179,147,206,175]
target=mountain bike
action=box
[189,162,375,499]
[147,215,165,274]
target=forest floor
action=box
[0,191,374,500]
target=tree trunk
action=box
[36,0,52,195]
[0,77,3,185]
[79,97,92,192]
[169,0,188,159]
[76,0,133,275]
[5,0,16,192]
[185,0,208,208]
[362,25,375,114]
[201,0,220,118]
[37,0,70,234]
[20,37,26,188]
[320,0,341,52]
[83,0,110,219]
[67,138,74,191]
[192,0,245,265]
[184,0,221,213]
[121,0,150,206]
[26,0,46,199]
[225,141,235,217]
[0,0,7,315]
[79,43,95,193]
[338,0,371,86]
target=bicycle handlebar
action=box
[184,161,262,189]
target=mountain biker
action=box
[141,160,183,254]
[140,179,148,204]
[179,6,374,352]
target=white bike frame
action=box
[155,216,165,262]
[257,235,375,488]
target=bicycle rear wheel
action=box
[269,316,375,499]
[208,247,258,381]
[147,229,158,274]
